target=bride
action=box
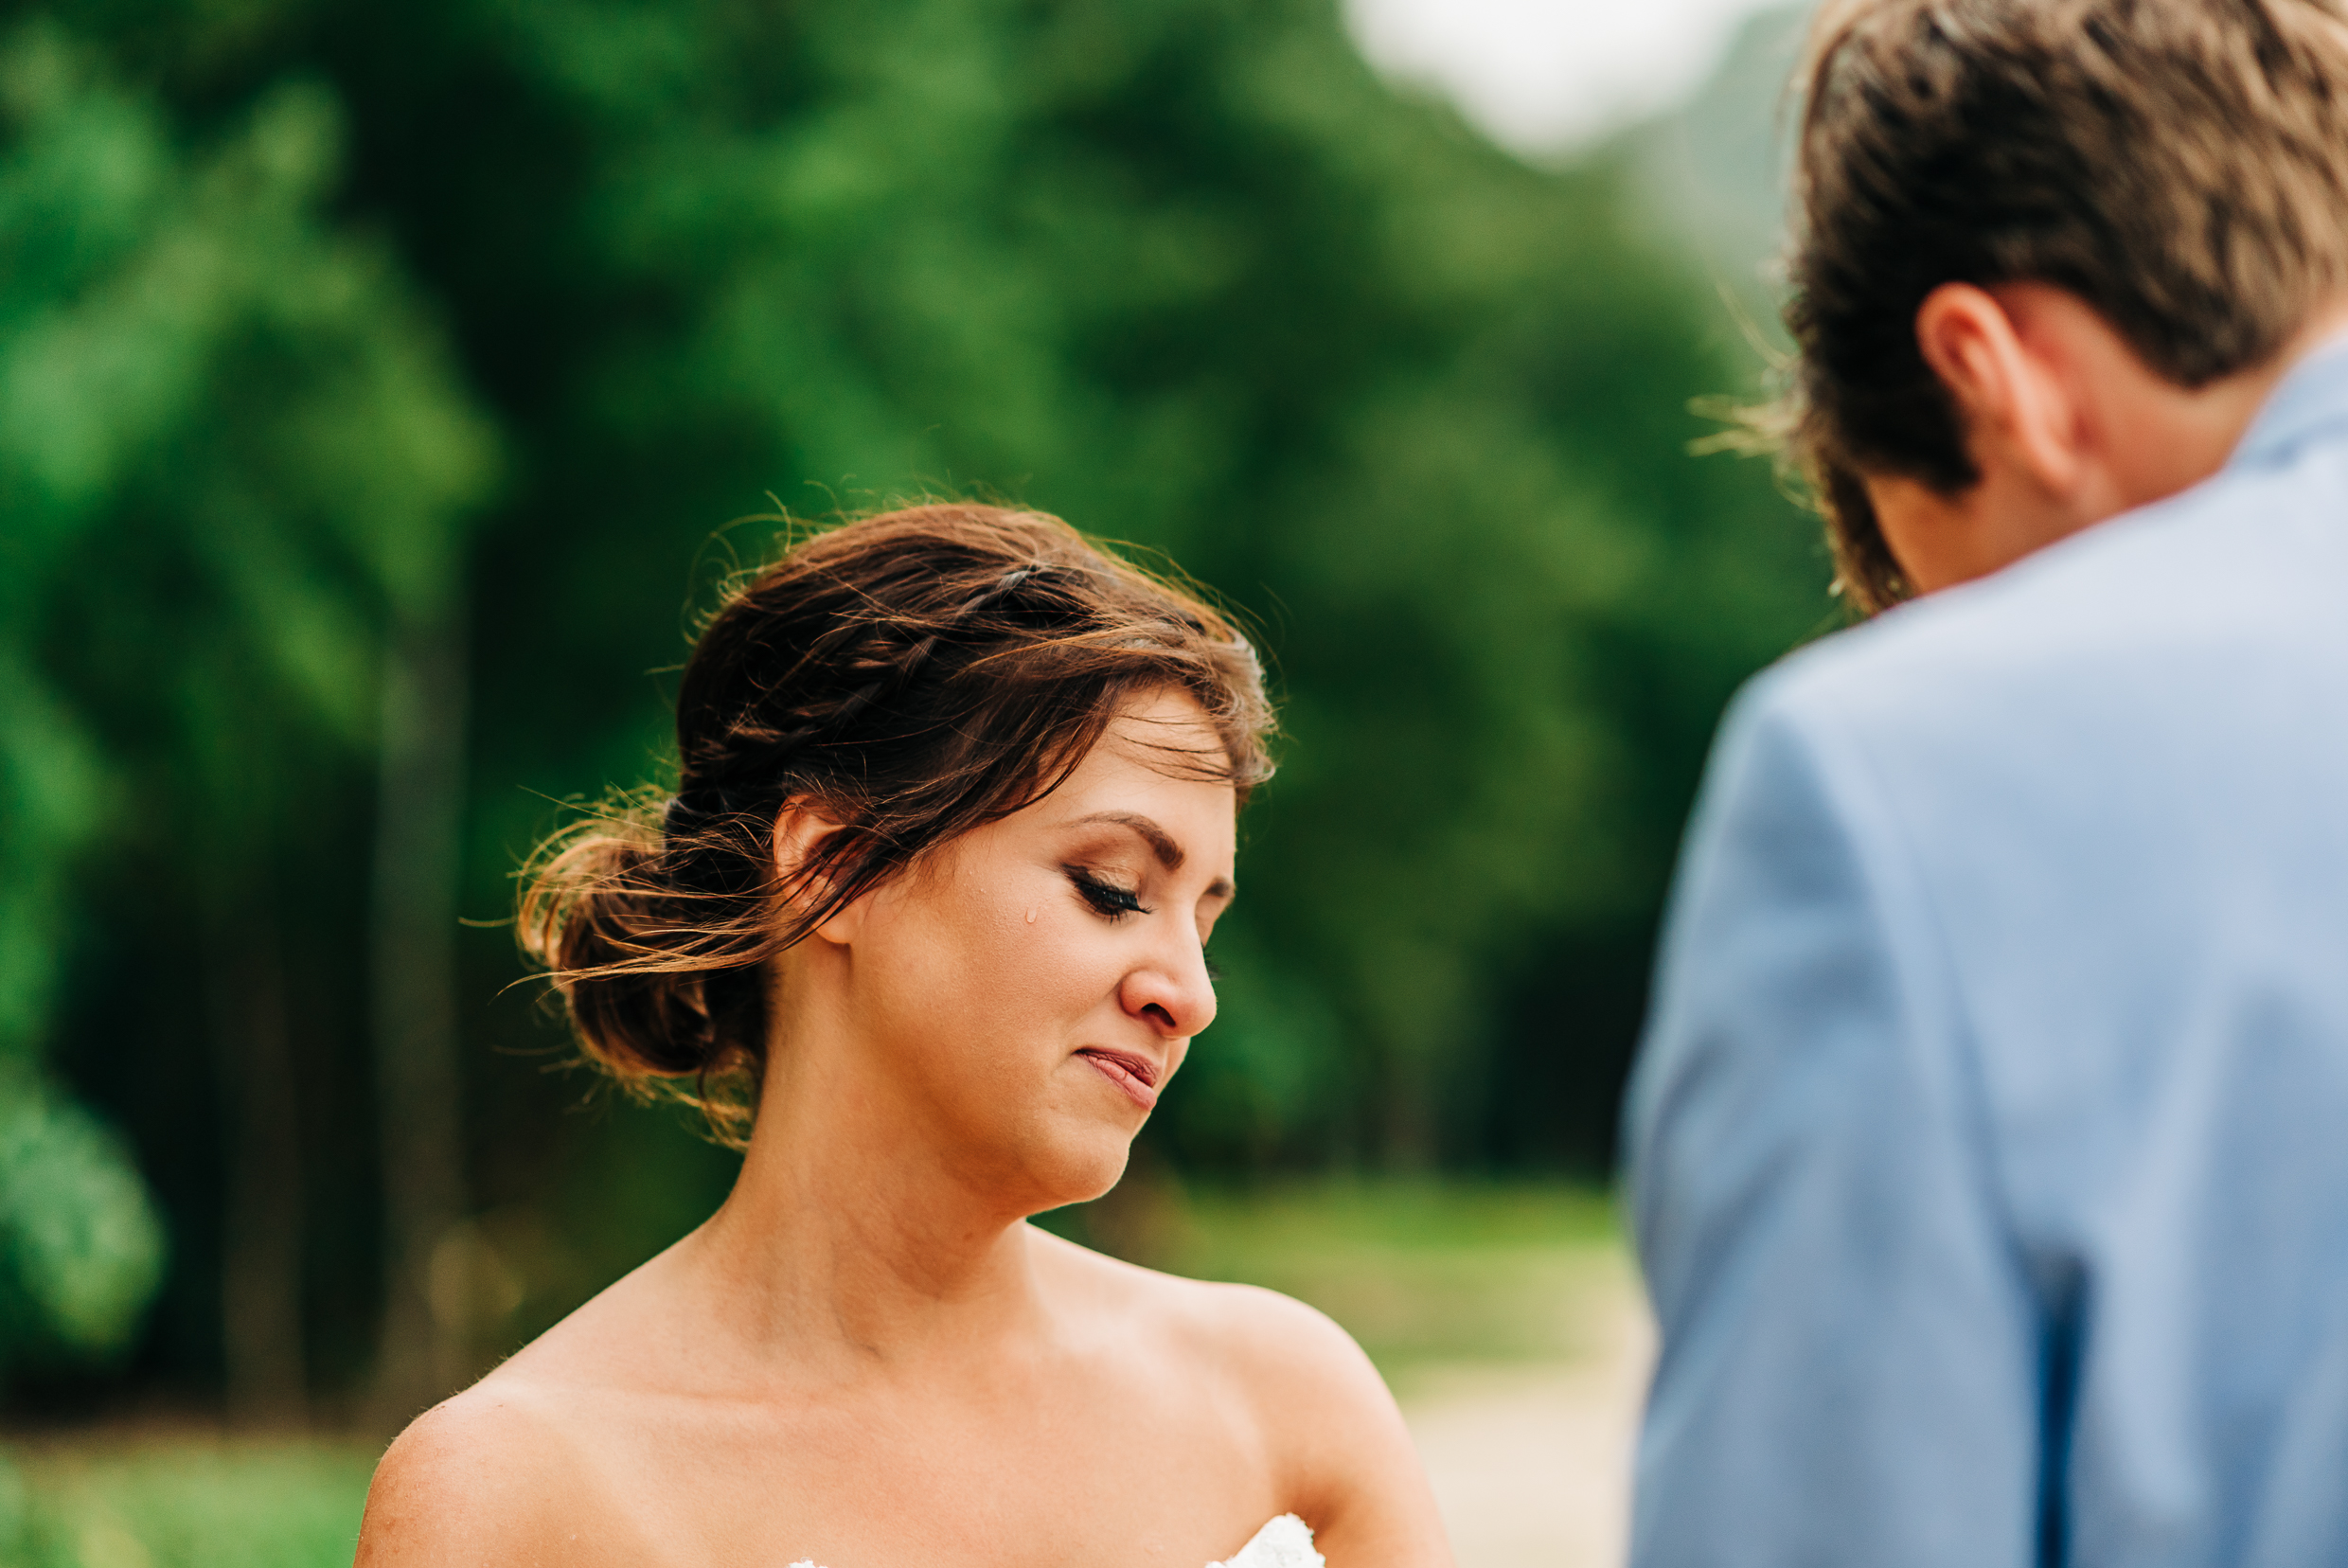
[356,504,1453,1567]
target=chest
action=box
[569,1360,1284,1568]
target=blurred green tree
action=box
[6,0,1823,1411]
[0,19,493,1402]
[308,0,1821,1169]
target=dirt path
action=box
[1396,1262,1654,1568]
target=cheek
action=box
[863,873,1116,1068]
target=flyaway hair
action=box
[516,504,1274,1143]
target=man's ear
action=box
[771,801,863,946]
[1912,281,2087,500]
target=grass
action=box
[0,1434,376,1567]
[1049,1177,1632,1374]
[1,1181,1628,1561]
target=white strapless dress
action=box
[783,1511,1321,1568]
[1210,1514,1323,1567]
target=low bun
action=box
[515,799,772,1143]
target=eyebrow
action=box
[1072,811,1235,900]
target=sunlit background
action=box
[0,1,1816,1561]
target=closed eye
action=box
[1067,867,1149,920]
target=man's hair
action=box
[1785,0,2348,612]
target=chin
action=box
[1017,1123,1136,1214]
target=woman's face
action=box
[804,687,1237,1210]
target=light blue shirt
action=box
[1625,339,2348,1568]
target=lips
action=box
[1076,1047,1161,1111]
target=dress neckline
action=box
[782,1510,1322,1568]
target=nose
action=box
[1120,926,1218,1040]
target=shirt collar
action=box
[2229,327,2348,472]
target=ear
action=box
[770,801,863,947]
[1912,282,2088,499]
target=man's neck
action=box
[1871,291,2348,598]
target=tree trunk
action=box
[368,599,470,1427]
[212,912,307,1427]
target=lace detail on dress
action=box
[781,1512,1320,1568]
[1211,1513,1323,1568]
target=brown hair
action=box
[518,503,1274,1141]
[1782,0,2348,612]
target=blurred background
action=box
[0,0,1820,1560]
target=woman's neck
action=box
[677,1016,1058,1378]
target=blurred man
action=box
[1625,2,2348,1564]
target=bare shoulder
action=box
[1163,1273,1454,1563]
[356,1376,601,1565]
[1030,1224,1383,1402]
[1179,1273,1394,1410]
[356,1284,670,1566]
[1027,1226,1453,1565]
[1049,1232,1363,1373]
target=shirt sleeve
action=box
[1623,677,2048,1568]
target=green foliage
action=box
[312,0,1819,1167]
[1,0,1823,1404]
[0,1084,164,1365]
[0,15,493,1376]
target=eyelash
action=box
[1068,868,1151,920]
[1066,869,1223,980]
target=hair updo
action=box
[517,503,1275,1141]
